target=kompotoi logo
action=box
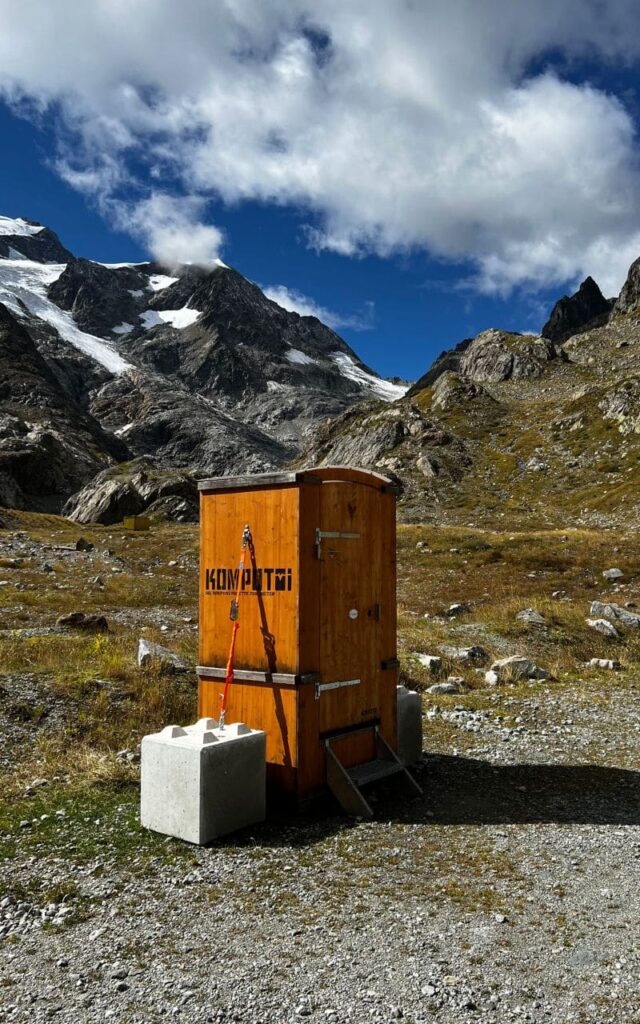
[204,567,293,595]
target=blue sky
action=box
[2,2,640,382]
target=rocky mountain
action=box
[0,215,406,514]
[541,275,613,344]
[300,269,640,530]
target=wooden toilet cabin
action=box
[197,466,420,815]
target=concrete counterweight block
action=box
[396,685,423,765]
[140,718,266,844]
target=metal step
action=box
[324,724,423,818]
[347,758,405,787]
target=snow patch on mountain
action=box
[140,307,200,329]
[112,322,135,335]
[286,348,315,365]
[331,352,408,401]
[148,274,179,292]
[0,258,132,374]
[0,216,45,237]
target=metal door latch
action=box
[315,528,360,559]
[315,678,360,700]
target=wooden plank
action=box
[198,471,321,493]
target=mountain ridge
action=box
[0,215,406,515]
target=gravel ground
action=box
[1,706,639,1024]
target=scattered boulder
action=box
[516,608,545,625]
[446,602,471,618]
[428,681,462,695]
[440,644,488,664]
[588,658,621,670]
[590,601,640,628]
[602,568,624,581]
[56,611,109,633]
[75,537,94,552]
[414,654,442,674]
[488,655,550,683]
[137,638,188,673]
[586,618,619,638]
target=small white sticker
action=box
[348,608,358,620]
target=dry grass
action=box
[1,512,639,832]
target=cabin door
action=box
[317,481,388,762]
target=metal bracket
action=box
[315,528,360,559]
[315,677,360,700]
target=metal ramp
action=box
[325,723,422,818]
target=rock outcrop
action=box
[63,458,199,525]
[542,276,613,343]
[458,329,558,383]
[613,257,640,315]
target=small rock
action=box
[489,655,550,682]
[591,601,640,628]
[137,638,188,673]
[494,913,507,924]
[552,590,568,600]
[446,602,470,617]
[89,575,105,587]
[428,681,462,695]
[586,618,619,638]
[413,653,442,673]
[75,537,94,552]
[602,568,624,580]
[441,644,488,664]
[588,658,621,670]
[42,563,55,573]
[485,670,499,686]
[56,612,109,633]
[516,608,545,624]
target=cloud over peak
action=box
[2,0,640,292]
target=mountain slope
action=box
[301,272,640,529]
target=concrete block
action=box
[140,717,266,844]
[396,685,422,765]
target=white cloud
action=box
[2,1,640,291]
[264,285,374,331]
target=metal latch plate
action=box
[315,678,360,700]
[315,529,360,559]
